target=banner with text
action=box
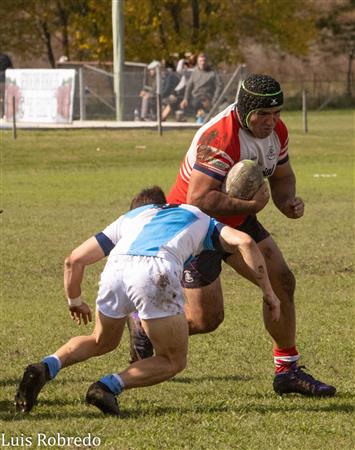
[5,69,75,123]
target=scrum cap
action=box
[237,74,283,129]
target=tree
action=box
[123,0,318,64]
[0,0,111,67]
[316,0,355,96]
[0,0,318,67]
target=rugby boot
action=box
[86,381,120,416]
[127,313,153,363]
[15,363,50,413]
[273,364,336,397]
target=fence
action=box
[1,62,353,122]
[57,61,147,121]
[76,67,353,121]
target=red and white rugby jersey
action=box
[167,103,289,227]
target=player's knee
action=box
[93,334,119,355]
[279,268,296,301]
[169,354,187,376]
[188,309,224,334]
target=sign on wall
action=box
[5,69,75,123]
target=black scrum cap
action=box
[237,74,283,129]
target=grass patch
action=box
[0,110,354,449]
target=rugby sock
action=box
[42,355,62,379]
[99,374,125,396]
[273,346,300,373]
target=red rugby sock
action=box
[274,346,300,373]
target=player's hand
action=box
[69,302,92,325]
[284,196,305,219]
[251,182,270,213]
[263,293,281,322]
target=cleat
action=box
[15,363,49,413]
[273,365,336,397]
[127,313,153,363]
[86,381,120,416]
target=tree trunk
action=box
[56,0,71,60]
[38,20,56,68]
[191,0,200,44]
[346,48,353,97]
[168,3,181,35]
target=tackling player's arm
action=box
[269,161,304,219]
[218,225,280,321]
[64,236,105,325]
[187,169,269,216]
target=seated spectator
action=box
[161,59,191,121]
[140,61,180,121]
[139,60,160,121]
[180,53,223,120]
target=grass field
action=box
[0,110,354,449]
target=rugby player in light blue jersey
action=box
[15,186,280,416]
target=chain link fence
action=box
[1,61,353,122]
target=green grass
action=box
[0,110,354,449]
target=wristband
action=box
[67,296,83,307]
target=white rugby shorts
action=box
[96,255,184,320]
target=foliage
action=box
[0,111,354,449]
[315,0,355,95]
[125,0,318,64]
[0,0,318,67]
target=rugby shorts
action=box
[96,255,184,320]
[182,215,270,288]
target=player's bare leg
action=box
[55,311,126,367]
[227,235,335,397]
[15,311,126,413]
[126,277,223,362]
[226,235,296,348]
[120,314,188,386]
[86,314,188,415]
[184,277,224,334]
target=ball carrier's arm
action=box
[269,161,304,219]
[187,169,269,217]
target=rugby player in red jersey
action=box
[130,74,336,397]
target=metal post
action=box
[12,96,17,139]
[156,65,162,136]
[204,64,247,124]
[302,89,308,133]
[112,0,125,121]
[79,67,86,121]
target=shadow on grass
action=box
[0,399,101,421]
[0,376,102,388]
[172,374,251,383]
[1,393,353,421]
[0,377,21,387]
[120,397,354,419]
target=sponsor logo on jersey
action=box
[263,166,275,177]
[184,270,194,283]
[266,145,276,160]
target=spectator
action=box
[140,61,180,121]
[180,53,223,119]
[139,60,160,121]
[161,58,191,121]
[161,62,180,103]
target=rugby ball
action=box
[222,160,264,200]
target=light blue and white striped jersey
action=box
[95,203,224,267]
